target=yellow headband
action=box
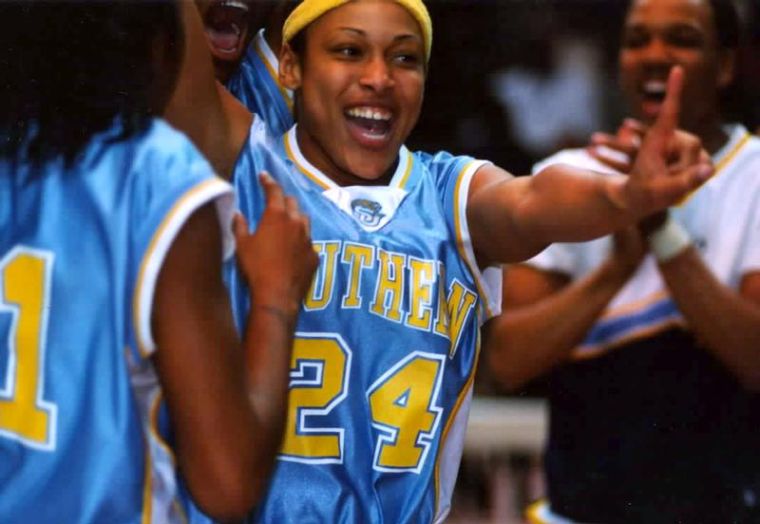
[282,0,432,62]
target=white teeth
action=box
[643,80,667,95]
[346,107,391,121]
[220,0,249,11]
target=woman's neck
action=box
[295,125,399,187]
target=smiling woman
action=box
[279,0,427,185]
[164,0,714,522]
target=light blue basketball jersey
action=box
[227,120,501,524]
[226,29,294,137]
[0,119,233,523]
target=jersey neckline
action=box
[282,124,414,192]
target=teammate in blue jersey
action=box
[165,0,715,521]
[200,0,295,135]
[0,2,316,523]
[486,1,760,522]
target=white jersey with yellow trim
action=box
[522,124,760,523]
[526,124,760,359]
[226,118,501,524]
[0,119,234,523]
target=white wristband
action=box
[647,216,692,262]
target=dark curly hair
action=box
[0,1,182,165]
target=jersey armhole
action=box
[133,178,234,357]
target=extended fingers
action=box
[258,173,311,243]
[651,66,683,136]
[587,144,634,173]
[619,118,647,142]
[284,195,300,220]
[588,119,649,173]
[590,132,639,156]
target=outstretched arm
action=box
[486,229,645,390]
[152,175,317,520]
[580,116,760,389]
[467,67,712,266]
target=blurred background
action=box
[404,1,760,522]
[411,0,760,173]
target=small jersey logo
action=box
[323,185,407,232]
[351,199,385,228]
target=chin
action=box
[346,153,398,182]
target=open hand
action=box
[621,66,713,218]
[234,172,318,314]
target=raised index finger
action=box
[651,65,683,136]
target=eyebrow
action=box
[624,21,704,32]
[337,27,422,43]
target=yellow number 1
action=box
[0,248,57,450]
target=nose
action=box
[640,36,674,65]
[359,55,394,92]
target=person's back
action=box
[1,2,318,521]
[0,118,232,523]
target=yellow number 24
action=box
[281,332,445,473]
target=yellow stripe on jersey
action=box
[573,317,686,361]
[597,290,670,321]
[452,161,495,319]
[132,178,229,358]
[677,132,751,206]
[283,132,332,190]
[395,151,414,189]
